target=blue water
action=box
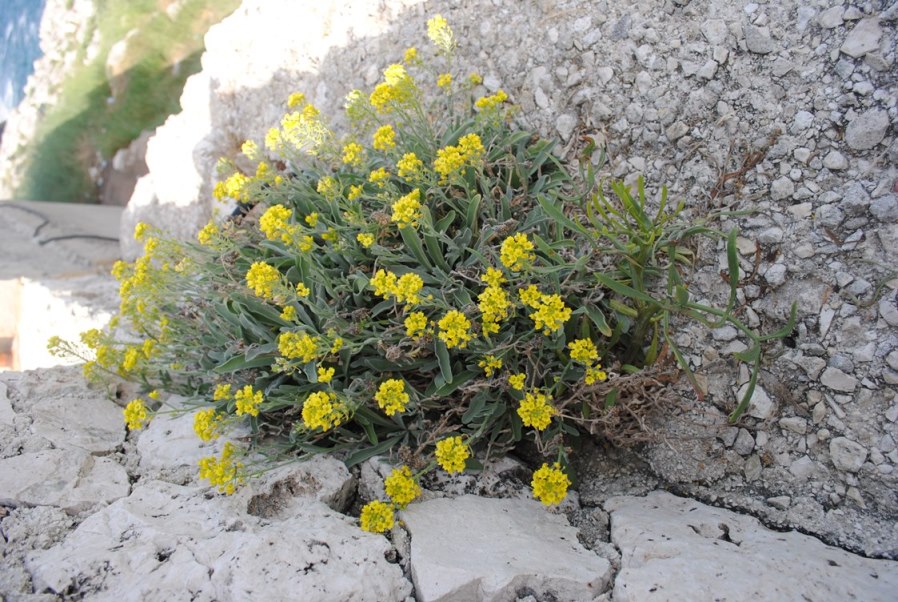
[0,0,46,123]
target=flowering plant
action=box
[51,15,793,531]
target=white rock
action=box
[790,456,816,480]
[0,381,15,427]
[744,25,776,54]
[764,263,787,287]
[30,394,124,454]
[840,18,882,58]
[780,416,808,434]
[0,449,129,513]
[606,491,898,602]
[741,384,774,420]
[830,437,867,472]
[733,428,755,456]
[701,19,728,45]
[823,150,848,170]
[817,6,844,29]
[770,177,795,201]
[555,113,578,141]
[666,121,689,141]
[845,109,889,150]
[401,495,612,602]
[879,292,898,327]
[870,194,898,222]
[29,480,411,601]
[820,367,858,392]
[791,110,815,132]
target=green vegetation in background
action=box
[17,0,240,203]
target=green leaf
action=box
[594,273,657,306]
[584,306,613,337]
[604,388,619,409]
[345,434,404,467]
[536,193,590,237]
[759,302,798,342]
[400,227,432,268]
[465,193,483,232]
[462,397,487,424]
[432,370,477,397]
[213,353,274,374]
[435,341,453,383]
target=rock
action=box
[733,428,755,456]
[792,110,815,133]
[607,491,898,602]
[789,456,816,480]
[840,18,882,58]
[0,449,129,513]
[767,495,792,510]
[28,480,411,600]
[744,25,776,54]
[764,263,787,287]
[770,177,795,201]
[845,109,889,150]
[879,292,898,327]
[820,367,858,392]
[741,384,775,420]
[701,19,728,45]
[744,454,762,481]
[555,113,577,142]
[665,121,689,141]
[244,455,357,514]
[823,150,848,171]
[830,437,867,472]
[870,194,898,222]
[29,394,124,455]
[817,6,844,29]
[0,381,15,427]
[780,416,808,434]
[401,495,612,601]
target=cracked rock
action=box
[845,109,889,150]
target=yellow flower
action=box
[317,365,335,383]
[222,172,252,203]
[500,233,535,271]
[437,73,452,89]
[394,273,424,305]
[435,436,469,474]
[369,64,415,113]
[133,222,149,241]
[468,73,483,86]
[375,378,409,416]
[518,284,541,308]
[517,390,555,431]
[121,347,141,372]
[246,262,281,300]
[259,204,295,243]
[241,139,260,161]
[391,189,422,228]
[197,221,218,245]
[287,92,306,108]
[457,133,485,162]
[124,399,149,431]
[234,385,263,417]
[508,373,526,391]
[530,293,572,335]
[397,152,424,181]
[478,355,503,377]
[330,338,344,354]
[213,383,232,401]
[342,142,364,166]
[194,408,223,442]
[372,125,397,151]
[481,267,506,287]
[369,167,390,187]
[569,338,599,365]
[403,47,418,63]
[370,269,398,298]
[296,282,311,297]
[405,311,428,338]
[360,500,394,533]
[305,212,319,227]
[437,310,472,349]
[280,306,297,321]
[433,145,465,179]
[302,391,347,431]
[348,185,364,200]
[427,14,455,53]
[357,232,375,248]
[198,442,243,495]
[585,366,608,385]
[384,465,421,508]
[317,176,340,199]
[475,89,509,111]
[278,332,319,363]
[532,463,570,506]
[478,285,511,334]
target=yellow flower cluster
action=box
[403,47,418,63]
[437,310,472,349]
[481,267,506,287]
[517,390,555,430]
[529,293,572,335]
[369,64,416,113]
[213,172,252,203]
[369,167,390,187]
[260,204,296,244]
[433,133,485,180]
[437,73,452,89]
[269,100,330,155]
[278,332,319,363]
[405,311,428,338]
[508,373,526,391]
[391,189,422,228]
[585,366,608,384]
[198,442,243,495]
[427,14,454,53]
[478,283,511,335]
[124,399,148,430]
[194,408,224,442]
[197,221,219,246]
[500,233,535,271]
[360,500,395,533]
[342,142,364,166]
[302,391,347,431]
[246,262,282,300]
[569,338,599,365]
[397,152,424,181]
[370,269,424,305]
[317,176,340,200]
[234,385,263,417]
[372,125,396,151]
[531,462,570,506]
[213,383,232,401]
[384,465,421,508]
[475,89,509,111]
[357,232,375,248]
[478,355,502,377]
[317,365,335,383]
[435,436,469,473]
[242,139,260,161]
[375,379,409,416]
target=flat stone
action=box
[665,121,689,141]
[870,194,898,222]
[744,25,776,54]
[817,6,844,29]
[845,109,889,150]
[733,428,755,456]
[823,150,848,171]
[840,18,882,58]
[740,383,775,419]
[879,292,898,327]
[30,395,124,455]
[780,416,808,434]
[28,480,411,600]
[0,449,129,513]
[606,491,898,602]
[830,437,867,472]
[770,177,795,201]
[820,367,858,392]
[402,495,612,601]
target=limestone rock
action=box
[840,18,882,58]
[606,491,898,602]
[29,394,124,454]
[28,480,411,601]
[0,449,129,513]
[820,366,858,392]
[845,109,889,150]
[830,436,867,472]
[401,495,612,601]
[744,25,775,54]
